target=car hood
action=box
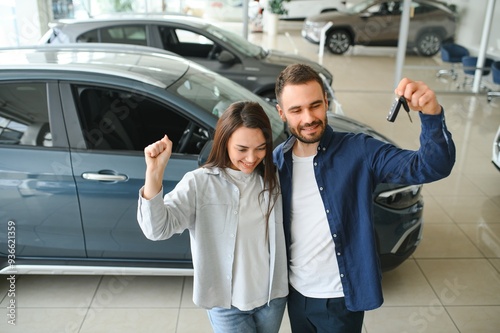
[264,49,332,80]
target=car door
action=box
[356,1,401,46]
[0,81,85,260]
[59,82,209,263]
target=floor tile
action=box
[422,173,484,197]
[364,305,459,333]
[413,224,483,258]
[176,308,212,333]
[180,277,197,308]
[0,308,87,333]
[417,259,500,306]
[0,275,101,308]
[490,259,500,273]
[90,275,183,308]
[420,196,454,224]
[381,260,439,306]
[79,308,178,333]
[458,223,500,258]
[433,195,500,224]
[446,306,500,333]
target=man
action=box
[272,64,456,332]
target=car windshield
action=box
[168,62,283,141]
[347,0,378,13]
[205,24,266,58]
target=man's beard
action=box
[289,116,327,144]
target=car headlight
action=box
[304,20,327,30]
[375,185,422,210]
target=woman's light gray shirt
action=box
[137,167,288,309]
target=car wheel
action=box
[326,30,351,55]
[416,32,442,57]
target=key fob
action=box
[386,96,410,122]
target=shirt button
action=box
[314,162,317,166]
[226,275,231,280]
[326,209,330,213]
[337,252,341,256]
[322,147,326,151]
[319,187,323,191]
[340,274,344,278]
[233,211,237,214]
[230,234,235,238]
[333,234,337,238]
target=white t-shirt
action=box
[289,153,344,298]
[225,168,270,310]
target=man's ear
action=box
[276,104,286,122]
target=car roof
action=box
[0,44,191,89]
[49,14,210,30]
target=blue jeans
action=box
[207,297,287,333]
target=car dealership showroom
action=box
[1,0,500,332]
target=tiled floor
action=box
[1,22,500,333]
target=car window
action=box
[72,85,209,154]
[167,64,285,144]
[412,2,437,15]
[0,82,52,147]
[159,26,215,59]
[77,25,147,46]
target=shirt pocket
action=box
[197,203,230,235]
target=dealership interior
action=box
[1,0,500,332]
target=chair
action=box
[460,56,494,89]
[487,61,500,103]
[436,43,469,80]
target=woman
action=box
[137,101,288,333]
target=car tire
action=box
[326,30,351,55]
[416,31,442,57]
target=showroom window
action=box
[73,85,208,154]
[0,82,52,147]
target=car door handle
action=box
[82,172,128,182]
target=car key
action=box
[387,96,412,123]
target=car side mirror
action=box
[198,140,213,166]
[217,50,235,65]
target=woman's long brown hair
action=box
[204,101,279,224]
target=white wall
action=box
[450,0,500,58]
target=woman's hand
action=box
[143,135,172,200]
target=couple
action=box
[137,64,456,333]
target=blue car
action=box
[0,45,422,275]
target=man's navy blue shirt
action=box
[273,111,456,311]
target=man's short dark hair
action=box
[275,63,325,106]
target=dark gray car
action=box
[39,14,334,103]
[0,45,423,275]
